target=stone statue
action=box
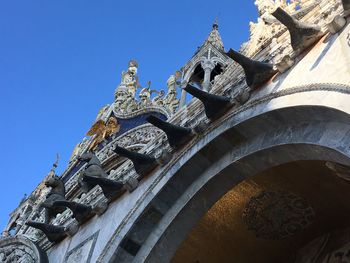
[152,90,165,106]
[114,60,140,113]
[78,152,127,200]
[114,86,129,111]
[32,176,66,224]
[164,75,179,113]
[113,61,180,115]
[139,81,152,107]
[120,60,139,98]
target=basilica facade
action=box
[2,0,350,262]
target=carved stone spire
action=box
[203,20,224,51]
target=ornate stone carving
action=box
[114,60,140,114]
[255,0,301,17]
[119,60,139,98]
[113,61,178,116]
[32,176,67,224]
[78,152,127,200]
[242,191,315,240]
[164,75,179,113]
[139,86,152,107]
[242,0,321,58]
[0,236,48,263]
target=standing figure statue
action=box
[139,81,152,108]
[120,59,139,98]
[164,75,180,113]
[114,60,140,113]
[152,90,165,106]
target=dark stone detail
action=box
[114,146,158,180]
[272,7,323,52]
[242,191,315,240]
[53,201,93,225]
[82,175,125,201]
[120,238,141,256]
[36,176,67,224]
[78,152,126,200]
[343,0,350,11]
[184,84,232,120]
[146,115,194,148]
[25,221,67,243]
[226,49,277,90]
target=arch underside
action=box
[102,89,350,263]
[171,159,350,263]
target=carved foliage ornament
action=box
[114,60,179,115]
[0,236,48,263]
[242,191,315,240]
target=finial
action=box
[213,17,219,30]
[48,154,60,177]
[128,59,138,68]
[52,153,60,170]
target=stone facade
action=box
[2,0,350,262]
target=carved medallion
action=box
[242,191,315,240]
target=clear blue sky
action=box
[0,1,257,230]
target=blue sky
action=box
[0,1,257,230]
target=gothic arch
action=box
[183,54,226,85]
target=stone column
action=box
[179,88,187,108]
[179,70,187,108]
[201,59,216,92]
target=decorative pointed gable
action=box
[203,22,224,51]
